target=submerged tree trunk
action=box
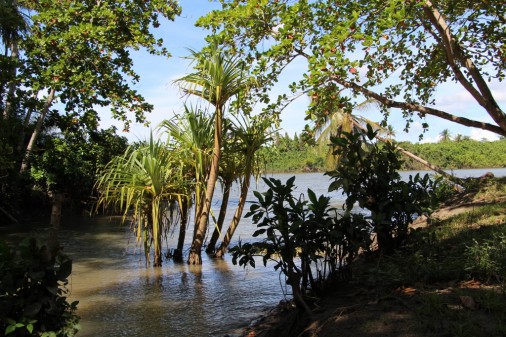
[215,171,251,258]
[188,108,223,265]
[20,88,56,173]
[206,181,232,255]
[153,203,163,267]
[174,198,189,262]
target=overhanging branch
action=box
[335,78,506,137]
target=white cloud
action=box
[470,129,500,141]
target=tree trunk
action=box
[153,202,163,267]
[188,108,223,265]
[50,192,64,228]
[174,198,189,262]
[206,181,232,255]
[3,40,19,119]
[20,88,56,174]
[215,171,251,258]
[48,191,64,258]
[16,102,34,156]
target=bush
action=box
[0,238,80,337]
[327,127,436,254]
[230,176,371,312]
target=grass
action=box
[347,177,506,336]
[368,202,506,287]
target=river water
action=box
[10,169,506,336]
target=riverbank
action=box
[239,175,506,337]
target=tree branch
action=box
[20,88,56,173]
[422,1,506,131]
[335,78,506,137]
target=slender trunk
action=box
[206,180,232,255]
[396,146,462,185]
[192,187,206,242]
[215,170,251,258]
[188,108,223,265]
[153,201,163,267]
[288,263,312,315]
[20,88,56,174]
[174,198,189,262]
[0,206,18,224]
[17,103,34,156]
[48,191,64,258]
[50,192,64,228]
[3,41,19,119]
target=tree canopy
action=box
[1,0,181,174]
[197,0,506,138]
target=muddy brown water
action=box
[59,216,284,337]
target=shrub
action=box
[0,238,80,337]
[327,126,436,254]
[230,176,371,312]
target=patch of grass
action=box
[349,178,506,336]
[365,202,506,287]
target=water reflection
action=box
[61,216,283,337]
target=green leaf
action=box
[5,325,16,335]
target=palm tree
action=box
[316,99,381,169]
[454,134,464,142]
[158,105,214,261]
[175,42,251,264]
[316,101,461,183]
[439,129,452,142]
[205,122,243,255]
[215,115,272,258]
[95,133,189,267]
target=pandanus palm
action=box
[95,133,189,267]
[175,42,251,264]
[215,115,272,258]
[206,122,243,255]
[158,105,214,261]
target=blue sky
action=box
[99,0,504,144]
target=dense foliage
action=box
[198,0,506,139]
[231,176,371,312]
[259,132,324,172]
[232,129,441,310]
[400,138,506,170]
[0,0,181,221]
[0,238,79,337]
[30,127,129,211]
[327,126,438,253]
[261,133,506,173]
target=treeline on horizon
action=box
[261,132,506,173]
